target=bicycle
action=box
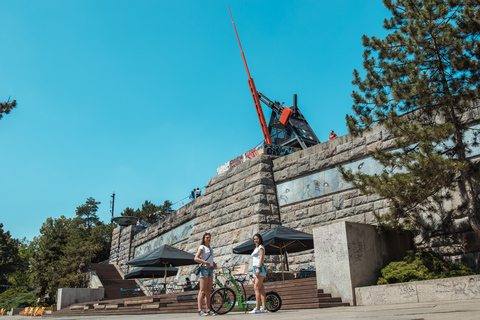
[210,260,282,314]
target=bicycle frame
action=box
[214,267,249,309]
[210,262,282,314]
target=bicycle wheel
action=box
[246,294,257,311]
[210,287,236,314]
[265,292,282,312]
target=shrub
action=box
[377,250,475,285]
[0,287,38,310]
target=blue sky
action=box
[0,0,389,241]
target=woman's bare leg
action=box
[257,276,266,309]
[204,276,213,312]
[198,277,207,311]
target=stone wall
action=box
[110,104,480,281]
[355,275,480,305]
[271,118,480,270]
[111,154,283,278]
[270,125,393,269]
[313,221,413,304]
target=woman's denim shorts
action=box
[253,264,267,278]
[199,266,213,278]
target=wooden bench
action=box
[177,294,198,301]
[141,303,160,309]
[124,298,154,306]
[105,304,119,310]
[69,305,84,311]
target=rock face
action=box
[111,105,480,277]
[111,154,282,276]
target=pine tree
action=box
[29,216,114,297]
[120,200,173,225]
[0,224,21,285]
[341,0,480,236]
[0,98,16,120]
[75,197,101,235]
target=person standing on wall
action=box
[249,233,268,313]
[196,188,201,198]
[194,233,217,316]
[329,130,338,140]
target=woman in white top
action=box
[194,233,217,316]
[249,233,268,313]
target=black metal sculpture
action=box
[228,6,320,150]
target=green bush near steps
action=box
[0,287,38,310]
[377,250,475,285]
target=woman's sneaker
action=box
[207,310,217,316]
[249,307,261,314]
[198,310,208,316]
[260,307,268,313]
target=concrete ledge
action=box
[141,303,160,309]
[9,308,24,315]
[355,275,480,305]
[124,298,154,306]
[69,305,84,310]
[105,304,119,310]
[57,287,104,310]
[313,221,412,305]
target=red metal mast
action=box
[228,5,272,145]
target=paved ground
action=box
[12,299,480,320]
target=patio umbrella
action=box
[124,266,179,279]
[127,244,197,289]
[232,225,314,281]
[124,266,178,293]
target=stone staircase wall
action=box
[112,154,283,279]
[90,263,143,300]
[110,104,480,277]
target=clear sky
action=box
[0,0,390,241]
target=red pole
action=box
[228,5,272,145]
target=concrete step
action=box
[52,277,349,317]
[89,263,146,300]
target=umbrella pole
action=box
[280,245,285,282]
[164,263,167,293]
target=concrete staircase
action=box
[50,277,349,317]
[90,263,144,300]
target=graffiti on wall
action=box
[276,157,376,206]
[134,219,195,258]
[277,123,480,206]
[217,143,297,175]
[263,144,297,156]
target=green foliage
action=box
[377,250,475,285]
[0,288,38,310]
[0,98,16,121]
[7,238,33,287]
[342,0,480,236]
[89,223,115,263]
[75,197,101,235]
[29,216,86,298]
[29,200,114,298]
[0,223,21,285]
[0,198,113,303]
[121,200,173,225]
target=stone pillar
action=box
[313,221,412,305]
